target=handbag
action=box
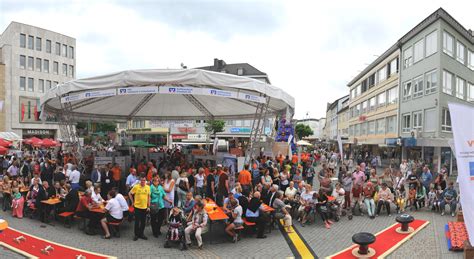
[150,203,159,214]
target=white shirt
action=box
[92,191,104,204]
[115,193,129,211]
[105,198,123,220]
[233,205,243,224]
[195,174,204,188]
[69,169,80,184]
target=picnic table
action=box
[204,198,229,244]
[41,197,62,225]
[90,203,106,214]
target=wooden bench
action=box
[107,220,123,237]
[58,211,74,228]
[243,218,256,226]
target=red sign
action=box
[172,134,187,140]
[177,127,196,133]
[359,115,367,121]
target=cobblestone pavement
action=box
[0,210,293,259]
[299,165,463,259]
[293,209,462,258]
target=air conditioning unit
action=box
[410,129,421,138]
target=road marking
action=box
[278,220,318,259]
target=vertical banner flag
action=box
[288,134,294,155]
[448,103,474,245]
[337,135,343,162]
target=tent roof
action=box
[0,132,21,141]
[40,69,295,122]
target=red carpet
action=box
[328,219,429,259]
[0,227,116,258]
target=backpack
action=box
[178,179,188,192]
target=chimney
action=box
[213,58,219,68]
[469,29,473,37]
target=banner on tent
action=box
[61,89,116,103]
[203,88,238,98]
[448,103,474,245]
[237,92,266,104]
[118,86,159,95]
[159,86,202,95]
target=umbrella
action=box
[41,138,59,148]
[296,140,313,146]
[24,137,43,147]
[126,140,155,148]
[0,138,12,147]
[0,146,8,155]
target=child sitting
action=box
[11,187,24,218]
[395,185,406,214]
[164,207,187,250]
[433,186,444,212]
[427,187,436,210]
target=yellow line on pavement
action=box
[280,220,316,259]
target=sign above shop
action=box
[171,134,187,140]
[230,127,251,133]
[187,134,207,141]
[23,129,54,136]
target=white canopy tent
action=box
[40,69,295,121]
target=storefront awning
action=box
[0,132,21,141]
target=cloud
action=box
[114,0,285,40]
[1,0,473,120]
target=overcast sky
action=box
[1,0,473,119]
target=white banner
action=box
[237,92,266,104]
[84,89,116,99]
[337,135,343,161]
[61,93,83,103]
[61,89,116,103]
[448,103,474,245]
[118,86,159,95]
[203,88,238,98]
[159,86,202,95]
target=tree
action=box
[205,120,226,136]
[205,120,226,153]
[295,124,313,140]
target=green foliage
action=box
[295,124,313,140]
[205,120,226,135]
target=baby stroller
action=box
[164,208,187,250]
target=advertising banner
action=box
[118,86,159,95]
[448,103,474,245]
[159,86,202,95]
[61,89,116,103]
[203,88,238,98]
[237,92,266,104]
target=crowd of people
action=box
[0,146,460,250]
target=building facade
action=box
[0,22,76,139]
[398,9,473,174]
[347,48,400,163]
[337,98,349,139]
[345,8,473,173]
[324,95,349,141]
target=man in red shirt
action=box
[75,190,102,235]
[238,164,252,193]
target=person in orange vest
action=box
[291,153,298,165]
[238,164,252,193]
[137,162,147,175]
[111,163,122,192]
[146,162,157,182]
